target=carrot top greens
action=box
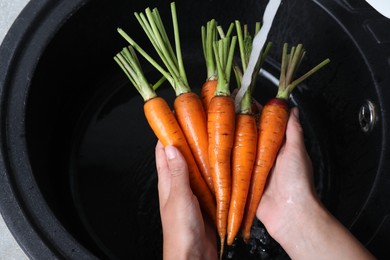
[118,2,190,97]
[216,23,235,39]
[212,24,237,97]
[276,43,330,100]
[235,21,271,114]
[236,21,261,73]
[201,19,218,81]
[114,46,165,101]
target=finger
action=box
[164,145,192,197]
[155,141,170,207]
[203,214,218,254]
[285,107,305,150]
[285,108,314,180]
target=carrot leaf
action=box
[235,20,247,73]
[217,23,234,39]
[276,43,330,100]
[128,2,190,96]
[152,76,167,90]
[170,2,188,86]
[117,28,174,86]
[114,46,158,102]
[213,34,237,96]
[201,19,217,80]
[235,21,271,114]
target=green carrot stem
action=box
[153,76,167,90]
[213,35,237,96]
[144,8,181,79]
[240,91,252,114]
[213,43,226,95]
[217,23,234,39]
[201,19,217,80]
[152,8,178,64]
[288,58,330,91]
[130,3,190,96]
[276,43,330,100]
[255,22,261,35]
[225,23,235,38]
[285,44,303,86]
[278,43,288,90]
[233,64,243,90]
[235,21,266,93]
[235,21,271,114]
[171,2,188,86]
[114,46,157,102]
[249,41,272,93]
[222,37,229,67]
[235,20,247,72]
[244,24,248,38]
[239,42,271,114]
[114,55,137,87]
[117,28,175,87]
[134,12,179,78]
[225,36,236,85]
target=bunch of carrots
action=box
[114,2,330,259]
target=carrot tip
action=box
[219,238,225,260]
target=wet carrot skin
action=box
[207,95,236,246]
[174,92,215,194]
[227,114,258,245]
[241,98,289,243]
[144,97,216,224]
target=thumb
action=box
[164,145,192,195]
[285,107,305,150]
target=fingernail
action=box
[165,145,177,160]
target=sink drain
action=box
[359,100,377,133]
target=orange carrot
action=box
[119,3,215,195]
[208,32,237,259]
[201,79,218,113]
[241,43,330,243]
[200,22,235,115]
[146,97,215,223]
[114,46,216,224]
[227,21,269,246]
[208,95,235,258]
[174,92,214,194]
[227,113,257,245]
[241,98,288,243]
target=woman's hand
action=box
[257,107,374,260]
[155,142,217,260]
[154,107,374,260]
[256,107,317,239]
